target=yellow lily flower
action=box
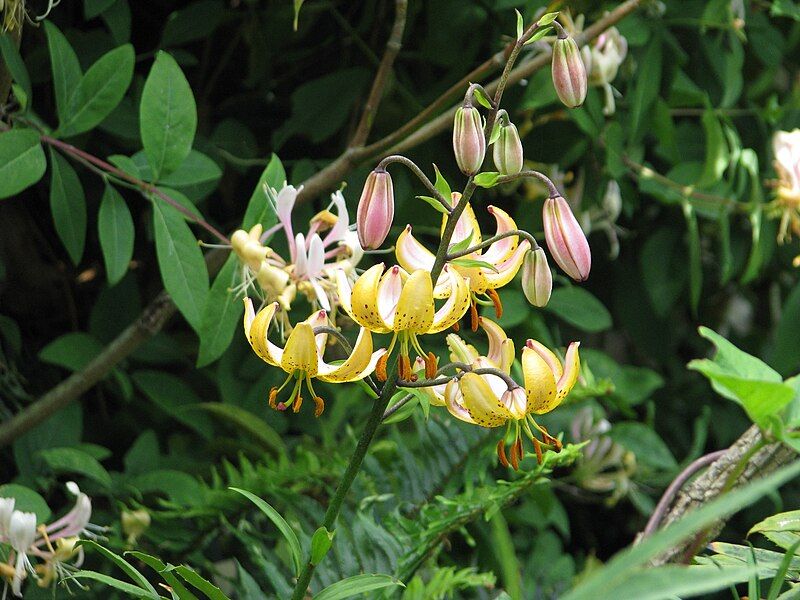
[336,263,470,379]
[243,298,385,416]
[443,337,580,469]
[395,193,530,322]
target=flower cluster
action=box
[0,483,99,596]
[769,129,800,244]
[237,15,595,469]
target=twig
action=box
[381,392,414,421]
[447,228,538,260]
[640,450,726,538]
[349,0,408,147]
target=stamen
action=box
[425,352,438,379]
[398,355,412,380]
[268,387,279,409]
[469,301,479,332]
[292,394,303,413]
[376,354,389,382]
[313,396,325,417]
[487,289,503,318]
[452,321,460,332]
[532,437,543,464]
[496,439,509,468]
[509,439,520,471]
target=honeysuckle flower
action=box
[770,129,800,243]
[8,510,36,596]
[357,168,395,249]
[336,263,470,379]
[243,298,385,416]
[41,482,93,543]
[543,195,591,281]
[442,338,580,469]
[0,498,14,541]
[581,26,627,115]
[396,193,530,324]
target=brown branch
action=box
[349,0,408,148]
[0,3,642,446]
[640,425,797,566]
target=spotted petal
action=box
[429,266,471,333]
[345,263,392,333]
[458,372,513,428]
[281,322,319,376]
[393,269,435,333]
[318,328,385,383]
[243,299,284,367]
[443,378,476,424]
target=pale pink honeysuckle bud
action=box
[453,105,486,175]
[356,168,395,249]
[521,247,552,307]
[543,196,591,281]
[773,129,800,197]
[552,27,588,109]
[493,120,524,175]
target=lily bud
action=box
[356,168,394,249]
[521,247,552,307]
[453,105,486,175]
[543,196,591,281]
[492,121,524,175]
[552,32,587,108]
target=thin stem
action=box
[398,376,453,388]
[495,169,560,198]
[377,154,451,212]
[349,0,408,147]
[447,229,538,260]
[313,326,353,354]
[381,392,413,421]
[397,365,518,391]
[641,450,726,538]
[290,361,398,599]
[41,135,230,243]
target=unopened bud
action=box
[543,196,591,281]
[356,168,394,249]
[231,228,268,271]
[602,180,622,221]
[552,31,587,108]
[453,105,486,175]
[121,509,151,544]
[493,121,524,175]
[521,247,552,307]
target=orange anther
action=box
[292,394,303,413]
[487,289,503,319]
[268,387,279,409]
[425,351,438,379]
[313,396,325,417]
[496,439,509,468]
[532,437,543,464]
[376,354,388,382]
[469,301,479,332]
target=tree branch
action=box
[639,425,797,566]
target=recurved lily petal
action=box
[444,378,477,424]
[443,193,482,248]
[482,241,531,291]
[522,340,580,414]
[396,225,436,272]
[243,300,284,366]
[480,317,515,373]
[318,328,385,383]
[394,270,435,333]
[345,264,392,333]
[281,322,319,376]
[481,206,520,265]
[430,266,471,333]
[458,372,514,427]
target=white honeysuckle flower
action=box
[0,498,15,542]
[9,511,37,597]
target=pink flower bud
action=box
[521,247,552,307]
[552,33,587,108]
[356,168,394,249]
[543,196,591,281]
[453,105,486,175]
[492,121,524,175]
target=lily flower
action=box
[335,263,470,380]
[396,193,530,325]
[443,338,580,469]
[243,299,385,416]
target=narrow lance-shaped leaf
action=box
[0,33,32,103]
[43,22,82,123]
[0,129,46,199]
[152,201,209,332]
[140,51,197,180]
[312,574,405,600]
[49,149,87,264]
[197,255,245,367]
[98,183,134,285]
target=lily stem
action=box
[377,154,452,213]
[447,229,539,260]
[290,361,398,599]
[495,169,560,198]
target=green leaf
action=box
[140,51,198,179]
[684,202,702,316]
[629,34,662,140]
[537,12,559,26]
[562,461,800,600]
[750,511,800,538]
[39,332,103,371]
[771,0,800,20]
[588,565,756,600]
[69,570,152,598]
[545,287,612,332]
[132,371,214,439]
[472,86,493,109]
[432,163,452,200]
[448,229,476,254]
[161,1,223,47]
[0,129,46,199]
[230,488,303,577]
[690,326,783,383]
[173,566,228,600]
[38,447,113,488]
[0,484,51,522]
[515,9,524,39]
[49,149,87,264]
[294,0,305,30]
[473,171,502,188]
[78,541,160,598]
[604,121,626,179]
[312,574,404,600]
[102,0,132,45]
[608,422,677,471]
[58,44,135,137]
[310,526,335,565]
[197,255,244,366]
[191,403,285,454]
[450,258,497,272]
[44,22,82,123]
[0,33,32,103]
[124,552,198,600]
[159,150,222,200]
[152,201,209,331]
[84,0,116,18]
[242,154,285,230]
[698,110,729,187]
[98,183,134,285]
[523,26,552,45]
[415,195,449,214]
[771,280,800,376]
